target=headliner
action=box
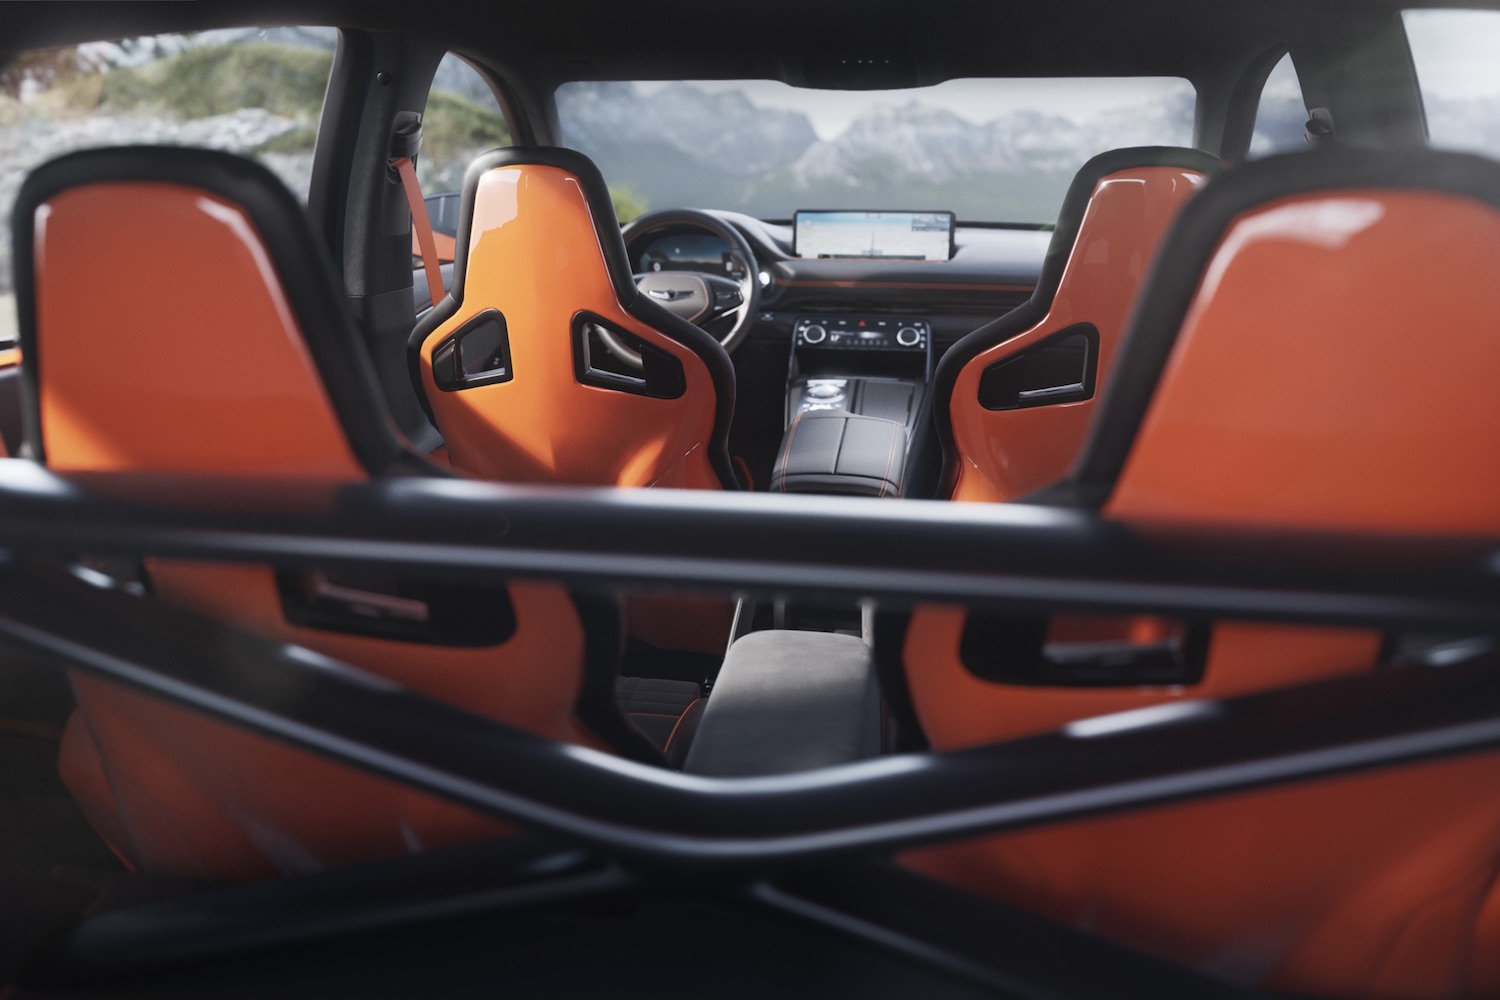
[0,0,1453,87]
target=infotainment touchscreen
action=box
[793,210,954,261]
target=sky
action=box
[638,78,1194,141]
[638,10,1500,140]
[1403,9,1500,100]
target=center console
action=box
[786,315,930,423]
[776,314,931,498]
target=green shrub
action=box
[610,183,649,223]
[100,43,332,120]
[256,125,319,154]
[421,88,511,161]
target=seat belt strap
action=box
[394,156,444,308]
[388,115,444,308]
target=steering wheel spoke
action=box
[701,273,747,320]
[616,209,761,364]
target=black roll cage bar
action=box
[2,458,1498,994]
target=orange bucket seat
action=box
[13,147,671,881]
[904,147,1219,691]
[409,146,739,653]
[925,146,1219,504]
[901,147,1500,998]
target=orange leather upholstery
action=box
[931,147,1218,505]
[12,147,628,881]
[902,148,1500,997]
[410,146,737,491]
[409,147,737,652]
[905,148,1218,724]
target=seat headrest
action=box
[444,145,642,313]
[924,146,1219,497]
[1070,147,1500,534]
[13,146,403,478]
[1033,146,1222,312]
[406,145,739,490]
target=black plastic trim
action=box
[1064,147,1500,509]
[306,29,371,265]
[274,569,519,647]
[12,146,406,477]
[572,312,686,400]
[570,589,671,767]
[959,613,1211,687]
[431,308,514,392]
[976,323,1098,412]
[872,612,930,753]
[0,365,23,457]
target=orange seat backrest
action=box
[906,148,1221,739]
[410,147,737,491]
[14,147,601,880]
[408,147,739,655]
[903,148,1500,997]
[935,146,1218,504]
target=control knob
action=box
[896,326,922,347]
[802,324,827,345]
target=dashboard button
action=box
[803,324,827,344]
[896,326,922,347]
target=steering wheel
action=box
[606,209,761,369]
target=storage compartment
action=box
[770,411,908,497]
[683,630,880,776]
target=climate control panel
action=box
[794,316,929,351]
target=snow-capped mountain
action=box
[559,81,1197,222]
[559,82,817,179]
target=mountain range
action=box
[557,81,1199,223]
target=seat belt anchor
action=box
[388,112,445,309]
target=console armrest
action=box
[770,411,907,497]
[683,630,881,776]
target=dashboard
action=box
[621,209,1052,494]
[411,208,1052,491]
[625,212,1050,353]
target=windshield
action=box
[556,77,1196,225]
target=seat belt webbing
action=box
[392,154,444,308]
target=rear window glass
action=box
[1249,53,1307,157]
[417,53,512,196]
[556,77,1196,226]
[0,27,336,340]
[1404,8,1500,157]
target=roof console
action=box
[796,43,920,90]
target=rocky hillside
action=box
[0,33,507,295]
[558,81,1197,223]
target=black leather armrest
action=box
[770,411,907,497]
[683,630,881,776]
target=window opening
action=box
[1248,53,1307,157]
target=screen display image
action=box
[794,211,954,261]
